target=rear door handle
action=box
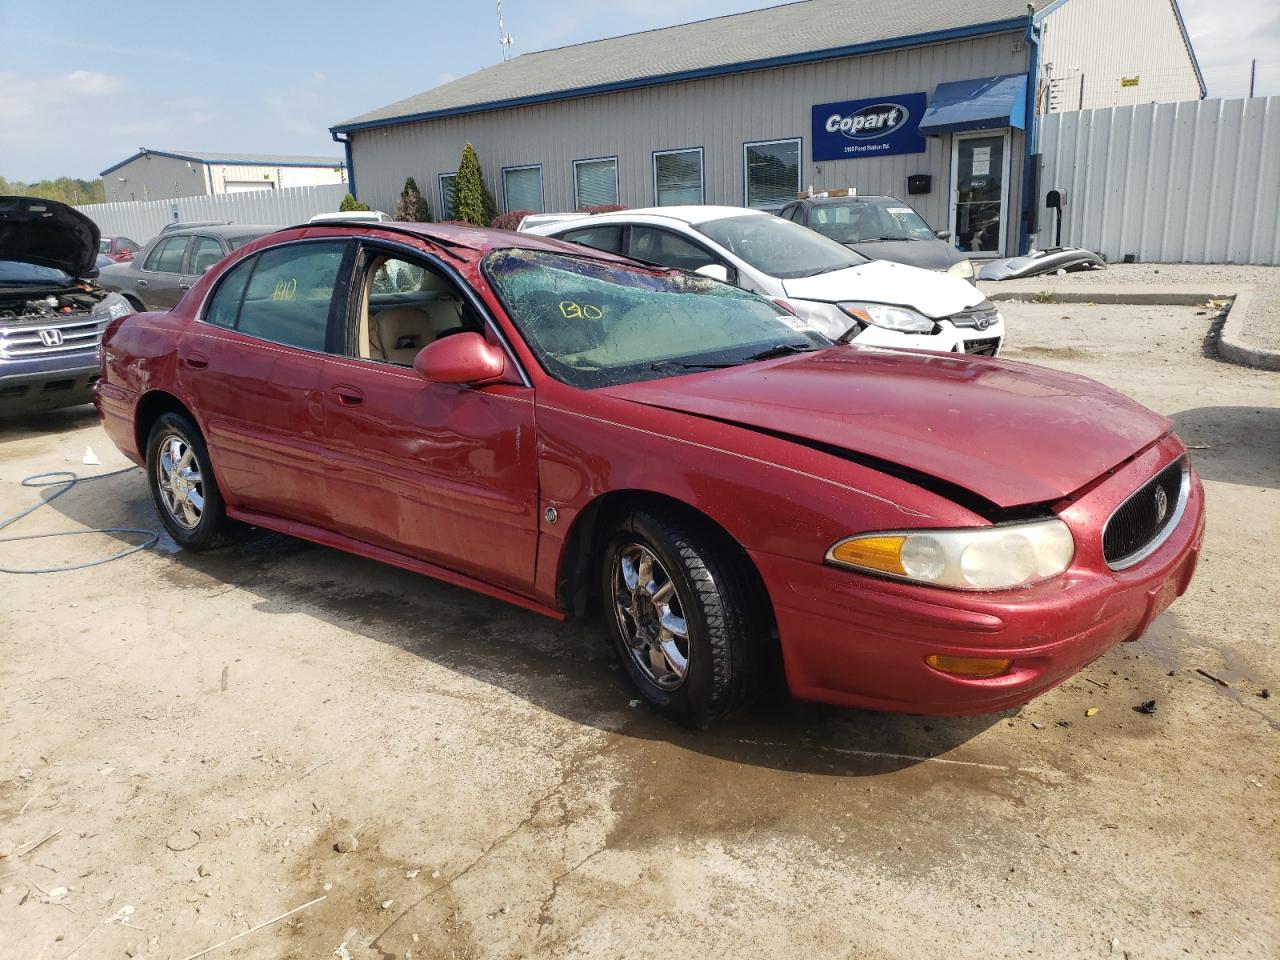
[183,353,208,369]
[179,282,191,290]
[332,386,364,407]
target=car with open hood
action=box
[0,196,133,416]
[526,206,1004,356]
[96,220,1203,727]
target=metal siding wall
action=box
[1034,97,1280,264]
[1039,0,1202,111]
[74,183,350,246]
[103,155,207,202]
[351,33,1028,242]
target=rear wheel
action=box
[145,412,235,550]
[601,508,766,727]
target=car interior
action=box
[357,254,483,365]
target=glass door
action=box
[950,131,1009,257]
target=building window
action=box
[744,138,801,210]
[653,148,704,206]
[573,157,619,210]
[502,165,544,214]
[438,173,458,220]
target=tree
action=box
[0,175,105,205]
[394,177,431,222]
[339,193,370,212]
[452,143,497,227]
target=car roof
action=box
[798,195,900,205]
[158,224,279,241]
[537,206,772,232]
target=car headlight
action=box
[838,301,936,333]
[947,259,975,279]
[91,292,133,321]
[826,519,1075,590]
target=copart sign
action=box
[811,92,927,161]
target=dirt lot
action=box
[2,303,1277,960]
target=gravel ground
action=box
[980,262,1280,352]
[1,304,1277,960]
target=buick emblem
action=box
[1154,486,1169,524]
[38,328,64,347]
[975,316,992,330]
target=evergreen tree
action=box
[339,193,370,212]
[394,177,431,221]
[452,144,497,226]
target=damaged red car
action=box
[96,222,1204,726]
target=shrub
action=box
[578,203,626,215]
[491,209,537,231]
[339,193,370,212]
[394,177,431,222]
[452,143,498,227]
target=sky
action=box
[0,0,1275,183]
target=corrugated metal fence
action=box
[1035,97,1280,265]
[75,183,350,246]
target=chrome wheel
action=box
[612,543,690,690]
[155,434,204,530]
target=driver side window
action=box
[356,252,484,366]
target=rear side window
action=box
[188,236,225,275]
[204,257,254,329]
[559,225,624,254]
[629,227,719,272]
[144,237,188,273]
[234,242,348,352]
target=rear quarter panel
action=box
[98,311,185,463]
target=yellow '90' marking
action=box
[559,300,603,320]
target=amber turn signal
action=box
[924,654,1013,678]
[827,535,906,575]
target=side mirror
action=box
[413,332,505,385]
[935,230,952,241]
[694,263,730,283]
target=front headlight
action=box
[947,259,975,280]
[826,519,1075,590]
[838,301,936,333]
[91,292,133,321]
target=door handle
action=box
[183,353,209,369]
[135,279,149,287]
[179,282,191,290]
[332,386,364,407]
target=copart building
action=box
[331,0,1203,259]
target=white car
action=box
[517,212,588,232]
[527,206,1004,354]
[309,210,393,224]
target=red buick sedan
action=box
[96,222,1204,726]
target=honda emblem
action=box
[38,328,64,347]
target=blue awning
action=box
[918,74,1027,136]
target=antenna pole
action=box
[497,0,514,62]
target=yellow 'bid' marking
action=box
[272,278,298,302]
[559,300,604,320]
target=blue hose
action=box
[0,468,160,574]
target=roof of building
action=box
[101,149,345,176]
[334,0,1055,133]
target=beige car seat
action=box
[369,299,465,365]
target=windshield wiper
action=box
[649,359,734,372]
[743,342,817,362]
[649,343,816,374]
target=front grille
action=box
[1103,458,1187,568]
[949,300,1002,330]
[0,313,108,359]
[964,336,1002,356]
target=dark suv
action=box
[97,224,276,312]
[0,196,134,416]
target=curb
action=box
[982,286,1280,371]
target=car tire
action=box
[145,411,235,551]
[601,508,766,727]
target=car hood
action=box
[602,348,1172,510]
[782,258,984,317]
[0,195,100,279]
[844,238,962,273]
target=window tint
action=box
[629,227,718,272]
[235,241,347,351]
[144,237,188,273]
[745,139,801,210]
[503,166,544,213]
[188,237,225,275]
[559,225,624,255]
[204,257,254,329]
[654,149,703,205]
[574,158,618,209]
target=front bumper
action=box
[752,437,1205,715]
[0,354,100,416]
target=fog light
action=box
[925,654,1013,678]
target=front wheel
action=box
[145,411,235,550]
[601,509,767,727]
